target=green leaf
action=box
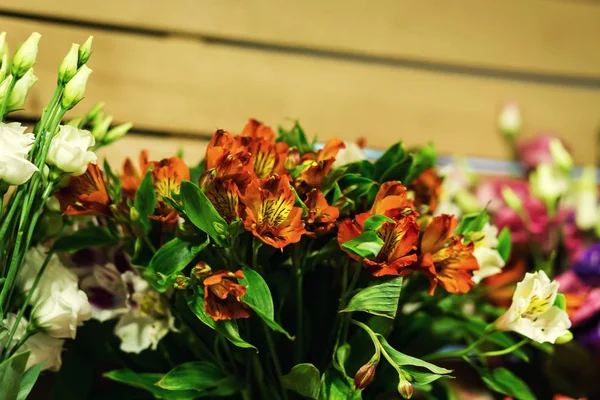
[240,267,293,339]
[376,335,452,375]
[334,344,351,376]
[319,369,361,400]
[282,364,321,399]
[341,277,403,319]
[17,361,43,400]
[379,155,414,184]
[373,142,406,180]
[454,209,490,236]
[0,351,29,400]
[180,181,228,247]
[135,169,157,233]
[104,369,198,400]
[497,227,512,262]
[53,226,119,253]
[463,317,529,362]
[403,143,437,185]
[147,237,206,276]
[363,214,396,232]
[188,294,257,351]
[277,122,312,154]
[156,362,225,392]
[481,368,535,400]
[341,231,383,259]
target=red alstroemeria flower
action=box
[338,181,420,276]
[419,214,479,295]
[303,189,339,237]
[55,163,111,216]
[203,270,251,321]
[409,169,442,213]
[243,175,306,248]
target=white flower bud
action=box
[501,186,523,212]
[58,43,80,84]
[0,74,13,101]
[7,68,38,112]
[46,125,97,176]
[498,102,521,138]
[91,114,113,141]
[575,166,598,230]
[0,54,9,82]
[530,163,567,208]
[12,32,41,79]
[0,32,6,59]
[61,65,92,110]
[549,139,572,173]
[103,122,133,144]
[78,35,93,67]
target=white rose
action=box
[495,271,571,343]
[31,281,92,339]
[2,314,65,372]
[46,125,97,176]
[17,246,78,304]
[333,141,366,168]
[0,122,38,185]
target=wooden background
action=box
[0,0,599,168]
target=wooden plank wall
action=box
[0,0,599,168]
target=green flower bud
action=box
[103,122,132,144]
[91,114,113,141]
[12,32,41,79]
[173,275,190,290]
[192,261,212,279]
[7,68,38,112]
[86,102,104,122]
[501,186,523,213]
[454,190,481,213]
[397,375,413,399]
[78,35,93,67]
[0,74,13,102]
[0,32,6,59]
[549,138,572,173]
[354,361,378,390]
[66,116,83,127]
[0,54,10,82]
[529,164,567,209]
[130,206,140,222]
[555,330,573,344]
[61,65,92,109]
[58,43,80,84]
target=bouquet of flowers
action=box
[0,32,574,400]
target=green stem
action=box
[423,332,494,361]
[8,326,37,358]
[478,338,529,358]
[252,239,262,272]
[263,322,288,400]
[293,243,303,364]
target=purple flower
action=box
[573,242,600,285]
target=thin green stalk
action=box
[293,243,304,364]
[423,332,494,361]
[7,326,37,358]
[252,239,262,272]
[0,190,25,247]
[478,338,529,358]
[262,322,288,400]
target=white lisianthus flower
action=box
[0,122,38,185]
[495,271,571,343]
[17,246,78,304]
[574,167,598,231]
[2,314,65,372]
[46,125,97,176]
[472,223,505,283]
[113,271,175,353]
[529,163,567,208]
[31,281,92,339]
[332,141,366,168]
[498,102,521,138]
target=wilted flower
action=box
[243,175,306,248]
[303,189,339,236]
[495,271,571,343]
[46,125,97,176]
[55,163,111,216]
[418,214,479,295]
[0,122,38,185]
[203,270,251,321]
[2,314,65,372]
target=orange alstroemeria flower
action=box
[303,189,339,237]
[296,138,345,194]
[241,118,276,143]
[409,169,443,213]
[419,214,479,295]
[56,163,111,216]
[243,175,306,249]
[338,181,420,276]
[248,138,289,179]
[205,179,242,223]
[203,270,251,321]
[121,155,143,200]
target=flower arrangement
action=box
[0,32,576,399]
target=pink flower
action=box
[515,134,570,171]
